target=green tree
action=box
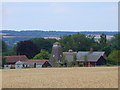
[99,33,107,47]
[108,33,120,50]
[101,46,112,57]
[0,39,7,56]
[2,40,7,53]
[107,50,120,65]
[33,50,50,60]
[59,35,73,51]
[61,55,68,67]
[90,42,101,51]
[2,56,6,67]
[84,55,88,63]
[31,38,58,53]
[73,54,77,61]
[60,33,95,51]
[73,54,77,65]
[0,39,17,56]
[69,54,77,67]
[69,61,76,67]
[16,40,39,59]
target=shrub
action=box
[69,61,76,67]
[10,67,15,69]
[106,63,112,66]
[78,63,83,67]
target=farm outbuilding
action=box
[4,65,11,69]
[5,55,28,64]
[15,60,52,68]
[15,61,24,69]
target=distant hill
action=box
[1,30,118,48]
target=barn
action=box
[76,51,106,67]
[5,55,28,64]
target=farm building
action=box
[76,48,106,66]
[15,60,52,69]
[15,61,23,69]
[49,42,107,67]
[5,55,28,64]
[63,49,77,63]
[3,55,52,69]
[49,42,63,67]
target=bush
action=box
[107,50,120,65]
[78,63,83,67]
[33,50,50,60]
[69,61,76,67]
[10,67,15,69]
[106,63,112,66]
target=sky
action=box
[1,2,118,32]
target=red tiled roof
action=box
[5,55,28,63]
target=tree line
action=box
[1,33,120,65]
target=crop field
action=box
[2,67,118,88]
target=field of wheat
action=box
[2,67,118,88]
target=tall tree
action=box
[16,40,39,59]
[30,38,58,53]
[60,35,73,51]
[61,54,68,67]
[0,39,7,53]
[99,33,107,47]
[60,33,95,51]
[109,33,120,50]
[0,39,7,56]
[107,50,120,65]
[2,57,6,67]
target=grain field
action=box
[2,67,118,88]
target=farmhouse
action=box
[76,48,106,66]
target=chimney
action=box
[90,48,94,53]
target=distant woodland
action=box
[1,30,118,48]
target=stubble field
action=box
[2,67,118,88]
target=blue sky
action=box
[1,2,118,31]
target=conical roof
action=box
[53,42,61,45]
